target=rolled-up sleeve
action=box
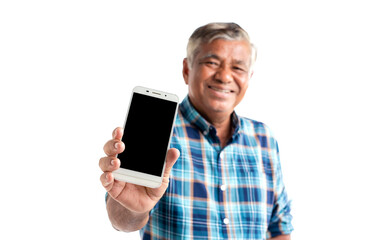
[267,142,293,238]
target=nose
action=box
[214,65,233,84]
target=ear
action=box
[249,70,254,79]
[182,58,190,85]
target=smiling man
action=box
[100,22,293,239]
[183,36,253,148]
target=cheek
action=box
[235,76,250,91]
[189,69,207,88]
[195,65,215,79]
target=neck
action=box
[202,111,233,148]
[212,116,232,148]
[187,97,234,148]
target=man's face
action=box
[183,39,253,121]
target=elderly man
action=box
[99,22,293,239]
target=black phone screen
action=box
[117,93,178,176]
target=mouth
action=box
[208,86,234,93]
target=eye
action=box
[233,66,243,70]
[233,66,248,73]
[199,57,220,67]
[205,61,219,66]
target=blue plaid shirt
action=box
[140,96,293,239]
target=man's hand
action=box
[99,127,180,216]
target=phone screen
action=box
[117,92,178,176]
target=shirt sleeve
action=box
[267,140,294,238]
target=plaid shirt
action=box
[140,96,293,239]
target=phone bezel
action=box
[112,86,179,188]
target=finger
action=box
[103,139,125,157]
[99,156,120,172]
[101,172,128,201]
[162,148,180,179]
[100,172,115,191]
[112,127,123,140]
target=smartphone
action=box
[112,86,179,188]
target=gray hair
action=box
[186,22,257,69]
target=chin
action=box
[208,103,233,114]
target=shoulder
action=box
[237,115,279,151]
[172,109,188,135]
[238,116,273,137]
[170,110,189,150]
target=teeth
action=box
[210,86,230,93]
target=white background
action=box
[1,1,366,239]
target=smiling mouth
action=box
[208,86,233,93]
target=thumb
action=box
[163,148,180,178]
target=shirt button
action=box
[223,218,229,225]
[219,152,224,159]
[203,130,208,135]
[220,185,227,191]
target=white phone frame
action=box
[112,86,179,188]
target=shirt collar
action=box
[179,95,240,137]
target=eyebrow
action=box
[199,53,221,61]
[200,53,248,67]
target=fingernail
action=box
[114,142,119,149]
[111,159,115,166]
[106,173,113,184]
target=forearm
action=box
[268,234,291,240]
[106,195,150,232]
